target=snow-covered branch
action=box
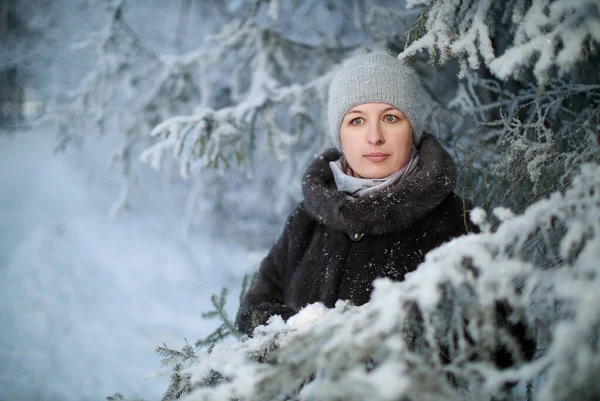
[139,43,336,178]
[401,0,600,82]
[138,16,339,177]
[48,0,422,240]
[164,162,600,401]
[437,65,600,210]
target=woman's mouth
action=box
[364,152,389,162]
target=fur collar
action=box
[301,135,457,235]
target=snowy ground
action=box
[0,128,256,401]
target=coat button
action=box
[350,232,365,241]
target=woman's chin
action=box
[356,166,395,179]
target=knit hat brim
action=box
[327,51,432,148]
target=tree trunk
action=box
[0,0,23,128]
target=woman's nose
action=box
[367,122,384,145]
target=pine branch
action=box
[161,279,259,397]
[526,379,534,401]
[210,287,241,338]
[195,326,229,352]
[404,4,429,57]
[161,364,193,401]
[155,339,198,367]
[195,274,256,351]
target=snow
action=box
[171,160,600,401]
[493,206,516,221]
[286,302,329,331]
[6,0,598,399]
[0,128,251,401]
[469,207,486,225]
[399,0,600,82]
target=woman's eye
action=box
[384,114,398,123]
[351,117,364,125]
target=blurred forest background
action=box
[1,0,599,400]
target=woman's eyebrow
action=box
[345,110,364,115]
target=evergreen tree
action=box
[14,1,599,399]
[143,1,599,400]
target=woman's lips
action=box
[364,152,389,162]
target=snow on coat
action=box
[236,135,476,335]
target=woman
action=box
[236,51,476,335]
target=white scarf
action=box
[329,150,420,198]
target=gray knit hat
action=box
[327,51,432,148]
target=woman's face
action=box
[340,103,414,179]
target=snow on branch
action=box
[401,0,600,82]
[139,21,336,178]
[49,0,424,239]
[157,162,600,400]
[490,0,600,82]
[140,109,245,178]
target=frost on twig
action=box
[439,67,600,211]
